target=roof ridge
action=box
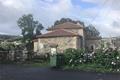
[36,29,79,38]
[63,22,83,26]
[36,29,60,37]
[61,29,78,35]
[50,29,78,35]
[47,22,83,31]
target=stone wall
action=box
[86,39,101,51]
[101,37,120,49]
[34,41,38,52]
[34,36,79,54]
[65,29,85,48]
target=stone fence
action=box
[0,50,28,63]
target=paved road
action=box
[0,64,120,80]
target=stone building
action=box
[33,22,100,55]
[101,37,120,49]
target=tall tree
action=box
[36,23,44,35]
[17,14,44,50]
[85,24,100,38]
[54,18,84,26]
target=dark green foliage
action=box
[17,14,44,60]
[94,49,120,71]
[17,14,44,50]
[36,23,44,35]
[63,48,85,66]
[63,48,120,72]
[85,25,101,38]
[54,18,84,26]
[0,42,15,51]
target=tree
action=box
[17,14,44,50]
[36,23,44,35]
[85,24,100,38]
[54,18,84,26]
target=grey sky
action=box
[0,0,120,37]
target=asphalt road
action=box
[0,64,120,80]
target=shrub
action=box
[63,48,120,72]
[93,49,120,71]
[63,48,85,66]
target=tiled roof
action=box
[47,22,83,31]
[37,29,79,38]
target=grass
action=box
[21,60,50,67]
[29,62,50,67]
[63,63,113,73]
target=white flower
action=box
[91,52,95,55]
[111,62,114,65]
[117,69,120,72]
[83,60,86,62]
[89,54,93,57]
[69,59,72,63]
[111,62,116,65]
[79,60,82,63]
[117,56,119,59]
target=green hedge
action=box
[63,48,120,72]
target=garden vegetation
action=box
[63,48,120,73]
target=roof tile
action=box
[47,22,83,30]
[37,29,79,38]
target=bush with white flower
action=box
[63,48,86,66]
[93,48,120,71]
[63,48,120,72]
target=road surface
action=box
[0,64,120,80]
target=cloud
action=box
[81,0,98,3]
[93,8,120,37]
[79,0,120,37]
[81,0,120,10]
[0,0,73,34]
[0,0,120,37]
[0,0,36,35]
[35,0,73,21]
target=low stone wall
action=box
[0,50,28,62]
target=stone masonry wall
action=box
[64,29,85,48]
[86,40,101,51]
[36,36,78,54]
